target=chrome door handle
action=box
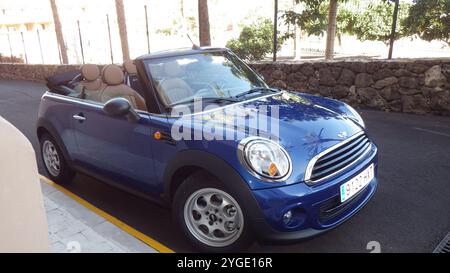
[73,114,86,121]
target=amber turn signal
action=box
[268,162,279,177]
[153,131,161,140]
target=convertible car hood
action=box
[172,91,364,184]
[200,92,362,153]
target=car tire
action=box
[40,133,75,184]
[173,171,253,252]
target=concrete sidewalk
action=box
[41,179,158,253]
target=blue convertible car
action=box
[37,47,378,252]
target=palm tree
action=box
[180,0,184,18]
[198,0,211,46]
[115,0,130,61]
[49,0,68,64]
[325,0,338,60]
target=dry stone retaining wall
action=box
[250,59,450,116]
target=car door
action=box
[71,100,160,196]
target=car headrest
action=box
[80,64,99,81]
[102,64,124,86]
[123,60,137,75]
[163,61,181,77]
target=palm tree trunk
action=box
[198,0,211,46]
[294,25,301,60]
[115,0,130,61]
[180,0,184,18]
[49,0,68,64]
[292,0,301,60]
[325,0,338,60]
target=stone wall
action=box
[1,59,449,115]
[0,63,81,82]
[250,59,450,116]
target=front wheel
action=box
[173,171,252,252]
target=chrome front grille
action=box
[305,132,371,183]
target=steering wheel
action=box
[196,86,218,97]
[210,79,234,97]
[194,80,232,97]
[212,80,229,91]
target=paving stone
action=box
[50,241,66,253]
[41,180,158,253]
[91,221,157,253]
[56,223,88,238]
[40,182,58,195]
[46,209,66,226]
[46,189,105,227]
[80,241,120,253]
[43,198,58,212]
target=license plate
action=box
[340,164,374,203]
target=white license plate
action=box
[340,164,374,203]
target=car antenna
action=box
[187,34,201,50]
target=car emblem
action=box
[337,131,347,138]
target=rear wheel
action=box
[173,171,252,252]
[40,133,75,184]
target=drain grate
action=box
[433,231,450,253]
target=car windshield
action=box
[144,51,269,108]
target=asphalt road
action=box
[1,79,449,253]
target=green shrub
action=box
[226,18,279,61]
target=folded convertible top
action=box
[45,70,81,90]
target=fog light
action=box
[283,210,292,224]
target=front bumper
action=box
[249,143,378,242]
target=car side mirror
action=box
[103,98,140,123]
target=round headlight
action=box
[238,137,292,181]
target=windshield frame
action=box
[143,49,269,114]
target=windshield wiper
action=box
[234,87,279,99]
[169,96,240,108]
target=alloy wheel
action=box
[43,140,61,177]
[184,188,244,247]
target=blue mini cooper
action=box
[37,47,378,252]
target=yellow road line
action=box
[39,174,174,253]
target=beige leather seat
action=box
[75,64,105,102]
[158,61,194,105]
[123,60,145,96]
[123,60,137,75]
[99,64,147,111]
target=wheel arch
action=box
[37,126,50,140]
[168,165,206,201]
[163,150,264,221]
[36,117,72,165]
